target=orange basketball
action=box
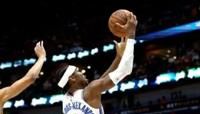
[108,9,131,38]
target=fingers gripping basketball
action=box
[108,9,137,38]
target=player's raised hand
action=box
[34,41,46,58]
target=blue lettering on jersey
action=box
[72,102,81,109]
[64,101,95,114]
[82,105,93,114]
[64,103,72,113]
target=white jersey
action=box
[62,89,104,114]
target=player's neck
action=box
[68,85,84,95]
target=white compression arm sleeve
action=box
[109,39,136,84]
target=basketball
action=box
[108,9,131,38]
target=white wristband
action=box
[109,39,135,84]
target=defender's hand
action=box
[34,41,46,58]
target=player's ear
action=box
[69,76,76,83]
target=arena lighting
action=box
[87,65,91,69]
[13,60,22,68]
[103,44,114,52]
[137,78,148,88]
[0,62,12,69]
[3,101,12,108]
[67,52,76,60]
[14,99,25,108]
[49,94,64,104]
[155,72,176,85]
[52,54,66,62]
[137,20,200,41]
[91,48,99,55]
[155,67,200,85]
[175,71,186,81]
[187,67,200,79]
[23,58,36,66]
[139,40,144,43]
[31,97,48,106]
[120,81,136,92]
[77,50,89,58]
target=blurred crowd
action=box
[132,39,200,80]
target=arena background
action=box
[0,0,200,114]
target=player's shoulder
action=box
[83,80,102,108]
[85,79,103,91]
[83,79,103,100]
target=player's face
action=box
[73,69,89,87]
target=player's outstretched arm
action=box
[0,41,46,103]
[100,11,137,79]
[84,12,137,108]
[100,38,126,79]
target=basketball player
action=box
[57,12,137,114]
[0,41,46,114]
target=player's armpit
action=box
[83,76,114,108]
